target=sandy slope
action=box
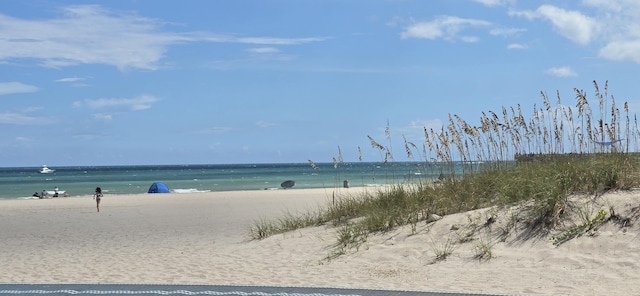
[1,187,640,295]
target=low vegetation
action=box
[248,81,640,260]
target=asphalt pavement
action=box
[0,284,517,296]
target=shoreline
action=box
[0,161,436,200]
[2,188,640,295]
[8,184,395,201]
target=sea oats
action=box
[403,135,413,159]
[424,127,434,151]
[308,159,318,170]
[385,119,391,139]
[542,91,551,112]
[367,135,385,151]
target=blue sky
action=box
[1,0,639,167]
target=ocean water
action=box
[0,162,452,200]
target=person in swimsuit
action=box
[93,187,103,212]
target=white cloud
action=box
[73,95,160,111]
[0,5,327,71]
[56,77,84,82]
[507,43,528,49]
[0,82,39,96]
[538,5,598,45]
[585,1,640,63]
[510,5,598,45]
[599,40,640,63]
[510,2,640,63]
[401,16,491,42]
[546,66,578,77]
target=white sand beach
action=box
[2,187,640,295]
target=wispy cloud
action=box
[387,118,444,144]
[208,142,224,153]
[582,0,627,12]
[194,127,234,134]
[256,120,277,128]
[244,47,296,61]
[73,95,160,111]
[471,0,513,7]
[0,5,328,71]
[408,118,443,130]
[0,109,53,125]
[546,66,577,77]
[56,77,85,83]
[401,16,491,42]
[246,47,279,54]
[56,77,89,87]
[0,112,38,125]
[233,37,328,45]
[93,113,113,121]
[507,43,528,50]
[0,82,39,96]
[489,27,526,37]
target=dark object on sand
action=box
[281,180,295,189]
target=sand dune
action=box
[2,187,640,295]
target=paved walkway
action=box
[0,284,513,296]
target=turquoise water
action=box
[0,162,451,200]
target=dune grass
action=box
[248,81,640,257]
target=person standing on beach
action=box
[93,187,103,212]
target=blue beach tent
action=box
[148,182,170,193]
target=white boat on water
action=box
[39,165,55,174]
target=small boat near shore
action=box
[39,165,55,174]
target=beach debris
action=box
[281,180,295,189]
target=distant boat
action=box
[39,165,55,174]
